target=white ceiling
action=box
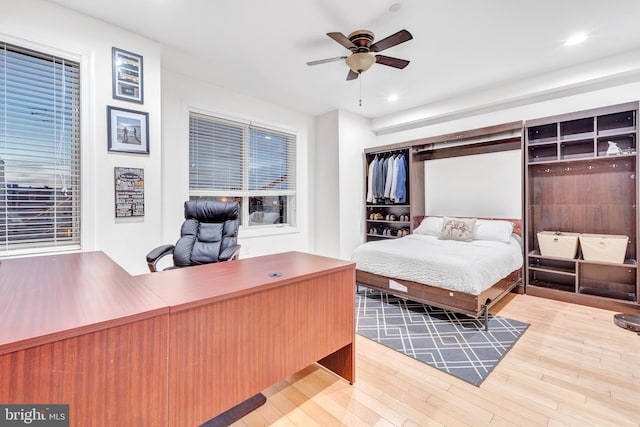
[47,0,640,120]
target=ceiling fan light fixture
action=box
[346,53,376,73]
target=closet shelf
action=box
[528,265,576,277]
[527,152,637,165]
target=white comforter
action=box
[351,234,523,295]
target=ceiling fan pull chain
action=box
[359,73,363,107]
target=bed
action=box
[352,216,523,329]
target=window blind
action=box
[189,113,243,191]
[248,124,296,194]
[189,112,296,196]
[0,42,81,254]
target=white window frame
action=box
[188,108,298,234]
[0,39,84,257]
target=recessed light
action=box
[565,32,588,46]
[387,94,399,102]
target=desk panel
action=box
[0,252,168,354]
[159,254,355,427]
[0,314,169,426]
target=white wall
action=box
[160,67,315,260]
[313,109,374,260]
[313,111,340,257]
[1,0,163,274]
[337,110,374,259]
[424,150,522,218]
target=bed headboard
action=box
[412,216,523,238]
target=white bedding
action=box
[351,234,523,295]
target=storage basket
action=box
[537,231,580,259]
[579,234,629,264]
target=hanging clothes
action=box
[373,155,386,200]
[366,156,377,203]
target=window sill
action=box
[239,224,299,239]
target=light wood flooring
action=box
[232,294,640,426]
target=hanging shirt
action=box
[389,155,400,202]
[366,157,377,203]
[374,155,386,200]
[395,154,407,203]
[383,155,395,199]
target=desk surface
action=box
[137,251,355,312]
[0,251,169,355]
[0,251,354,354]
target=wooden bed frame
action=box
[355,218,523,330]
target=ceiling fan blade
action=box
[346,69,359,81]
[370,29,413,53]
[375,55,410,69]
[306,56,347,66]
[327,32,357,51]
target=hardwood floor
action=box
[231,293,639,426]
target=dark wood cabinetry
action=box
[524,102,639,309]
[364,147,424,241]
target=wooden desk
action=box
[0,252,170,425]
[0,251,355,426]
[137,251,355,427]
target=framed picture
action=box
[107,106,149,154]
[114,167,145,217]
[112,47,144,103]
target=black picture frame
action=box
[107,106,149,154]
[112,47,144,104]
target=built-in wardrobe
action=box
[364,147,423,242]
[524,101,639,311]
[363,122,522,242]
[362,103,640,312]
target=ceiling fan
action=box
[307,29,413,80]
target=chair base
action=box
[199,393,267,426]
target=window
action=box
[189,112,296,227]
[0,42,81,255]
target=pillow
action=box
[439,216,477,242]
[413,216,443,236]
[474,219,515,243]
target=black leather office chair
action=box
[146,200,241,272]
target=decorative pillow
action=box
[413,216,443,236]
[474,219,515,243]
[439,216,477,242]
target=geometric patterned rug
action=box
[355,288,529,386]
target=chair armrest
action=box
[219,244,241,262]
[146,244,175,272]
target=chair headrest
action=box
[184,200,239,222]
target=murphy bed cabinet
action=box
[364,147,424,241]
[524,101,639,311]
